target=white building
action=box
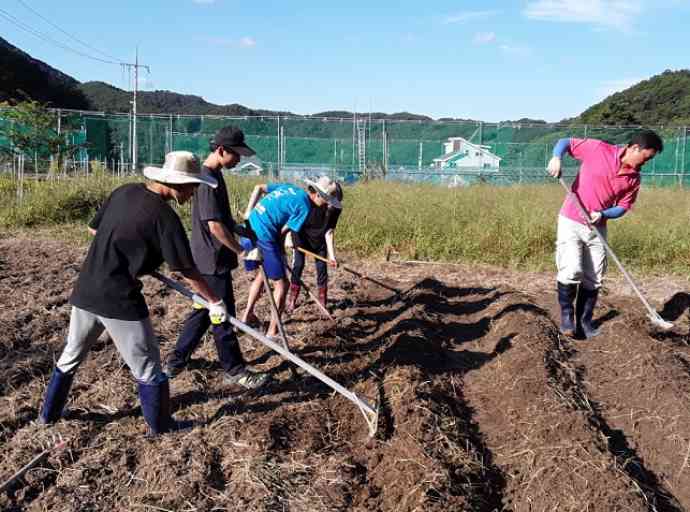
[235,160,263,175]
[432,137,501,170]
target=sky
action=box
[1,0,689,122]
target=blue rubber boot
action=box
[39,368,75,424]
[138,376,191,436]
[576,286,601,339]
[557,282,577,337]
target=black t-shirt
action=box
[300,205,341,250]
[70,183,196,320]
[190,166,238,275]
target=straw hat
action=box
[303,176,342,209]
[143,151,217,188]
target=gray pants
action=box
[57,306,163,384]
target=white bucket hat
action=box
[143,151,218,189]
[303,176,342,209]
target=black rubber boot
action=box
[138,376,191,437]
[39,368,75,424]
[576,286,601,339]
[557,282,577,336]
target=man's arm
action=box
[87,227,97,236]
[244,184,269,219]
[179,268,228,323]
[179,268,221,304]
[208,221,245,255]
[547,138,571,178]
[325,229,337,266]
[590,205,627,224]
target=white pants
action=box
[57,306,163,384]
[556,215,608,290]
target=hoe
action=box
[152,271,380,437]
[559,177,673,331]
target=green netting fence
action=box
[1,108,689,186]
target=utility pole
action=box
[122,48,150,172]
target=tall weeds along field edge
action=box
[2,175,689,275]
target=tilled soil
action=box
[0,237,689,511]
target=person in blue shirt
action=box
[238,178,339,338]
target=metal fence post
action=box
[681,126,688,185]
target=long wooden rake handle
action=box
[297,247,401,294]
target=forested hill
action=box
[0,36,90,109]
[78,81,445,121]
[78,81,293,117]
[578,70,690,126]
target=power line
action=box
[14,0,122,63]
[0,7,121,65]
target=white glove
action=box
[244,247,262,262]
[547,156,562,178]
[191,294,206,310]
[208,300,228,325]
[589,211,602,224]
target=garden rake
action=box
[297,247,401,295]
[0,439,67,494]
[151,271,380,437]
[558,177,673,331]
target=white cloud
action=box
[499,44,532,57]
[239,36,256,48]
[443,10,500,24]
[192,0,216,4]
[473,32,496,44]
[596,77,643,99]
[524,0,643,31]
[198,36,256,48]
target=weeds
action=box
[2,175,689,275]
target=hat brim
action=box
[143,167,218,189]
[230,143,256,157]
[304,178,342,209]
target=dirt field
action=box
[1,236,689,511]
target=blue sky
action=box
[1,0,688,121]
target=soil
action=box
[1,236,689,511]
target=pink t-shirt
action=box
[560,138,641,226]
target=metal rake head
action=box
[648,312,674,331]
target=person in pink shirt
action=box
[547,130,663,339]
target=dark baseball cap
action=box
[213,126,256,157]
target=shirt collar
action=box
[617,146,640,177]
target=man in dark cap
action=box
[165,127,269,389]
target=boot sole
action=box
[583,329,601,339]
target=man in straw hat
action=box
[286,177,344,312]
[39,151,228,436]
[165,127,269,389]
[238,176,341,338]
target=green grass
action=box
[2,175,690,276]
